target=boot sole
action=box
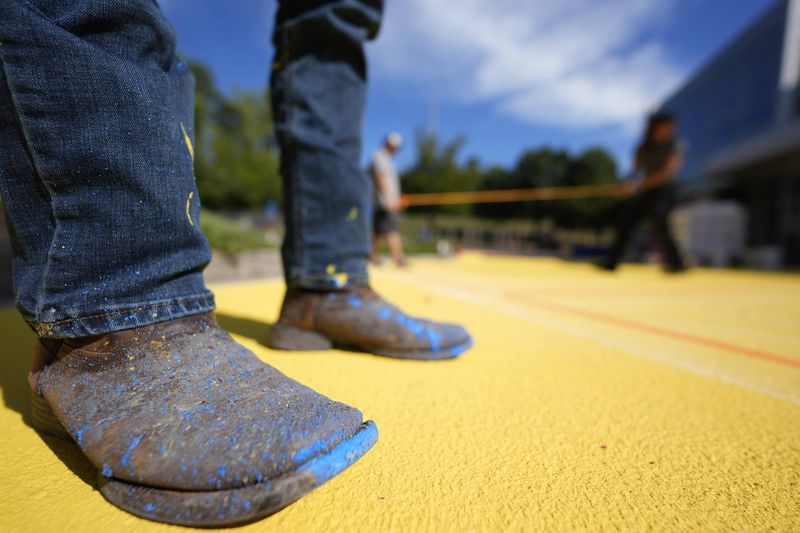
[373,337,473,360]
[269,323,334,351]
[269,323,473,360]
[30,389,378,527]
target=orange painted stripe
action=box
[401,184,624,207]
[505,293,800,369]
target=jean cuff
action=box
[29,292,216,338]
[287,268,369,291]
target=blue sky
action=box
[160,0,777,172]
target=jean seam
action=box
[283,26,306,279]
[0,53,61,320]
[289,266,369,290]
[31,292,215,337]
[34,295,208,327]
[293,270,368,281]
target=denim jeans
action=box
[272,0,382,289]
[0,0,382,338]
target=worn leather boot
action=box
[269,286,473,360]
[28,312,377,527]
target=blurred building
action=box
[663,0,800,266]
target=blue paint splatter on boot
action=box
[121,435,142,468]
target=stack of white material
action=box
[670,200,747,267]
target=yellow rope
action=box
[401,183,624,207]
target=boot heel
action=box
[30,389,74,442]
[269,323,333,351]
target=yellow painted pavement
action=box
[1,252,799,532]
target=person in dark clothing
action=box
[599,112,687,272]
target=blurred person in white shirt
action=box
[370,132,408,266]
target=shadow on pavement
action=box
[216,313,273,347]
[0,307,96,489]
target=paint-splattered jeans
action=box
[272,0,382,290]
[0,0,382,338]
[0,0,213,338]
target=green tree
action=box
[473,165,514,219]
[558,147,620,228]
[188,60,281,210]
[512,148,571,220]
[473,148,571,220]
[401,130,483,215]
[473,146,620,227]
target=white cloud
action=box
[370,0,685,132]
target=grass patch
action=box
[199,209,274,256]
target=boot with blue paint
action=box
[269,286,473,360]
[28,312,378,527]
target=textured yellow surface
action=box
[2,253,799,532]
